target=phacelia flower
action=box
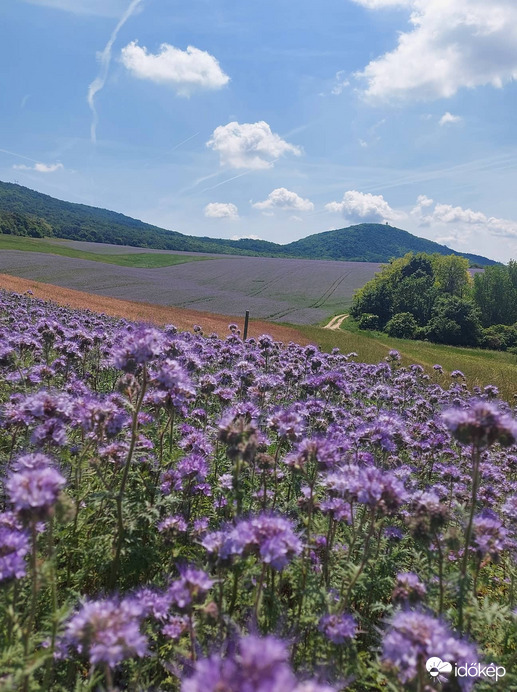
[61,597,148,668]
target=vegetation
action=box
[0,235,209,268]
[351,252,517,350]
[301,322,517,402]
[2,290,517,690]
[0,181,498,265]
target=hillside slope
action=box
[0,181,498,265]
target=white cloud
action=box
[206,121,302,170]
[331,71,350,95]
[439,112,462,126]
[121,42,229,95]
[252,188,314,212]
[325,190,405,224]
[354,0,517,102]
[87,0,143,143]
[231,234,263,241]
[412,197,517,238]
[13,162,64,173]
[204,202,239,220]
[22,0,128,16]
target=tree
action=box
[385,313,418,339]
[425,296,482,346]
[473,266,517,326]
[431,254,470,297]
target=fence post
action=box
[243,310,250,341]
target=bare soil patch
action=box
[0,274,312,344]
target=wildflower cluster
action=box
[0,289,516,690]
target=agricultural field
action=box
[0,235,210,268]
[1,289,517,691]
[0,242,381,324]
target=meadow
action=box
[300,321,517,403]
[1,288,517,691]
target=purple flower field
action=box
[1,288,517,691]
[0,249,381,324]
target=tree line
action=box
[351,252,517,351]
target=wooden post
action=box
[243,310,250,341]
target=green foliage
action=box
[431,254,471,296]
[473,262,517,326]
[351,252,492,348]
[425,295,483,346]
[357,313,380,330]
[385,312,418,339]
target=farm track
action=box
[0,274,313,345]
[309,271,352,309]
[265,271,352,321]
[323,314,349,330]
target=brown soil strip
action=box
[0,273,312,344]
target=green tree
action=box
[385,312,418,339]
[425,296,482,346]
[473,266,517,326]
[431,254,471,297]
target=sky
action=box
[2,0,517,262]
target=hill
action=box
[0,181,498,265]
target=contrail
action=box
[87,0,143,144]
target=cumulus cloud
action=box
[325,190,405,224]
[354,0,517,102]
[412,196,517,238]
[13,162,64,173]
[204,202,239,220]
[121,42,229,95]
[206,121,302,170]
[252,188,314,212]
[439,112,462,126]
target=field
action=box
[0,235,210,268]
[1,288,517,691]
[0,238,381,324]
[2,272,516,404]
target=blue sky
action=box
[2,0,517,262]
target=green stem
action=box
[458,444,480,631]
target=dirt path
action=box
[0,273,313,345]
[323,313,349,330]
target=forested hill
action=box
[0,181,498,265]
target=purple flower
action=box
[162,615,189,640]
[471,510,508,560]
[442,400,517,448]
[318,613,357,644]
[382,610,478,690]
[204,514,302,571]
[111,326,165,371]
[392,573,427,604]
[0,512,30,581]
[6,463,66,520]
[181,635,335,692]
[62,597,148,668]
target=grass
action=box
[0,235,210,268]
[297,320,517,402]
